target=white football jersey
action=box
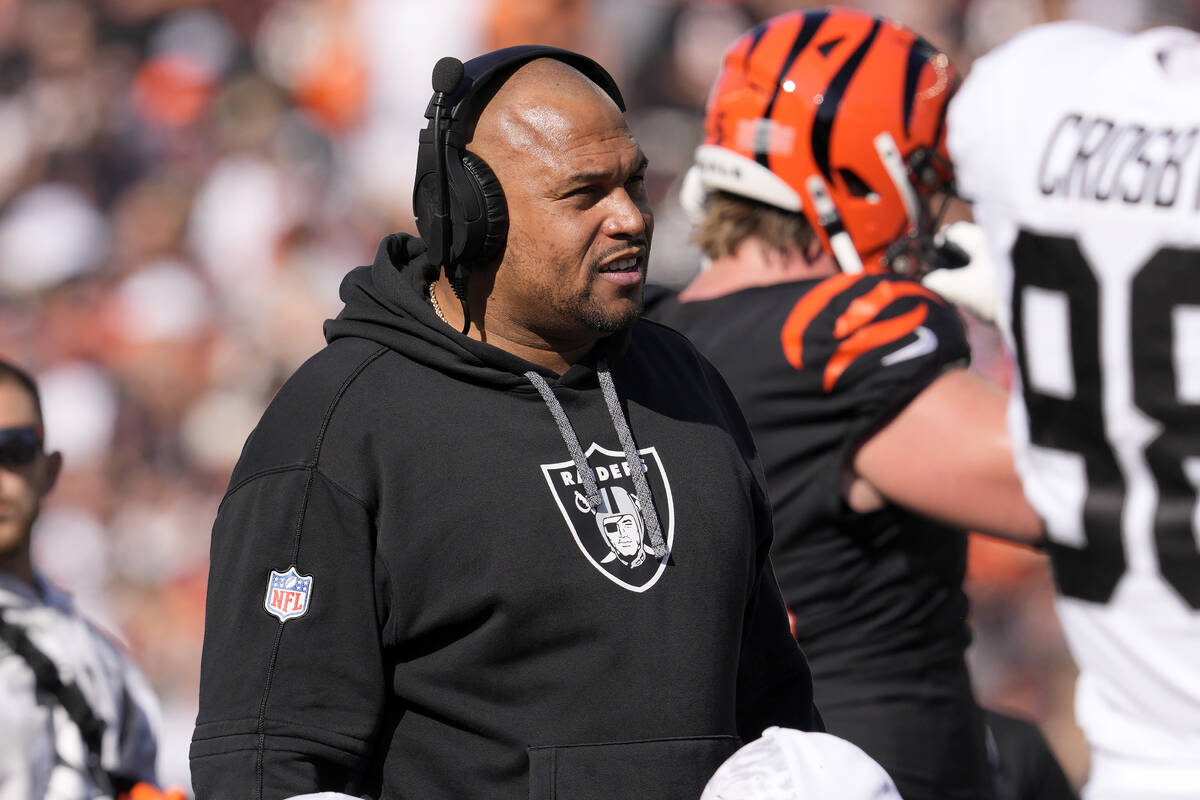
[949,21,1200,799]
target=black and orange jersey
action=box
[644,273,970,701]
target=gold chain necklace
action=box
[428,282,447,323]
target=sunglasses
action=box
[0,426,42,467]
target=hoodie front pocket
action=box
[527,735,739,800]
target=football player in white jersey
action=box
[946,20,1200,800]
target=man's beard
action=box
[566,261,645,333]
[570,286,643,333]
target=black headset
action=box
[412,45,626,331]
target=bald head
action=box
[469,58,628,166]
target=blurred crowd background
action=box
[1,0,1196,793]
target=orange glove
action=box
[120,783,187,800]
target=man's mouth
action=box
[597,256,643,286]
[598,256,640,274]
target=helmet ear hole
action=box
[838,168,876,199]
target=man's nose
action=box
[601,189,649,240]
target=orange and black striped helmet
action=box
[684,8,958,274]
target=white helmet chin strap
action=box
[874,131,920,229]
[805,175,863,274]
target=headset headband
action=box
[427,45,625,128]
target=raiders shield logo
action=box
[540,443,675,592]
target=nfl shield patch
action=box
[540,443,674,593]
[264,567,314,622]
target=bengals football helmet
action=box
[684,9,959,274]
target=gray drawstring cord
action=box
[596,364,668,558]
[525,370,602,512]
[524,359,668,560]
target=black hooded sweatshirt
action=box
[190,234,819,800]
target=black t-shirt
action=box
[646,273,971,707]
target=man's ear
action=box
[802,236,824,266]
[40,450,62,494]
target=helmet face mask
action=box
[694,8,959,274]
[880,141,959,275]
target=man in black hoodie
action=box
[190,47,820,800]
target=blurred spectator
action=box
[0,357,163,797]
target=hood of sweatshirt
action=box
[323,232,631,391]
[323,232,668,557]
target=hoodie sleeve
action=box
[190,463,387,799]
[733,470,824,739]
[681,342,823,738]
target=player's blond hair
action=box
[691,190,817,261]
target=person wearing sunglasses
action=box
[0,358,175,800]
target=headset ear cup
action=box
[412,132,442,259]
[459,151,508,265]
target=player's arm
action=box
[847,367,1045,545]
